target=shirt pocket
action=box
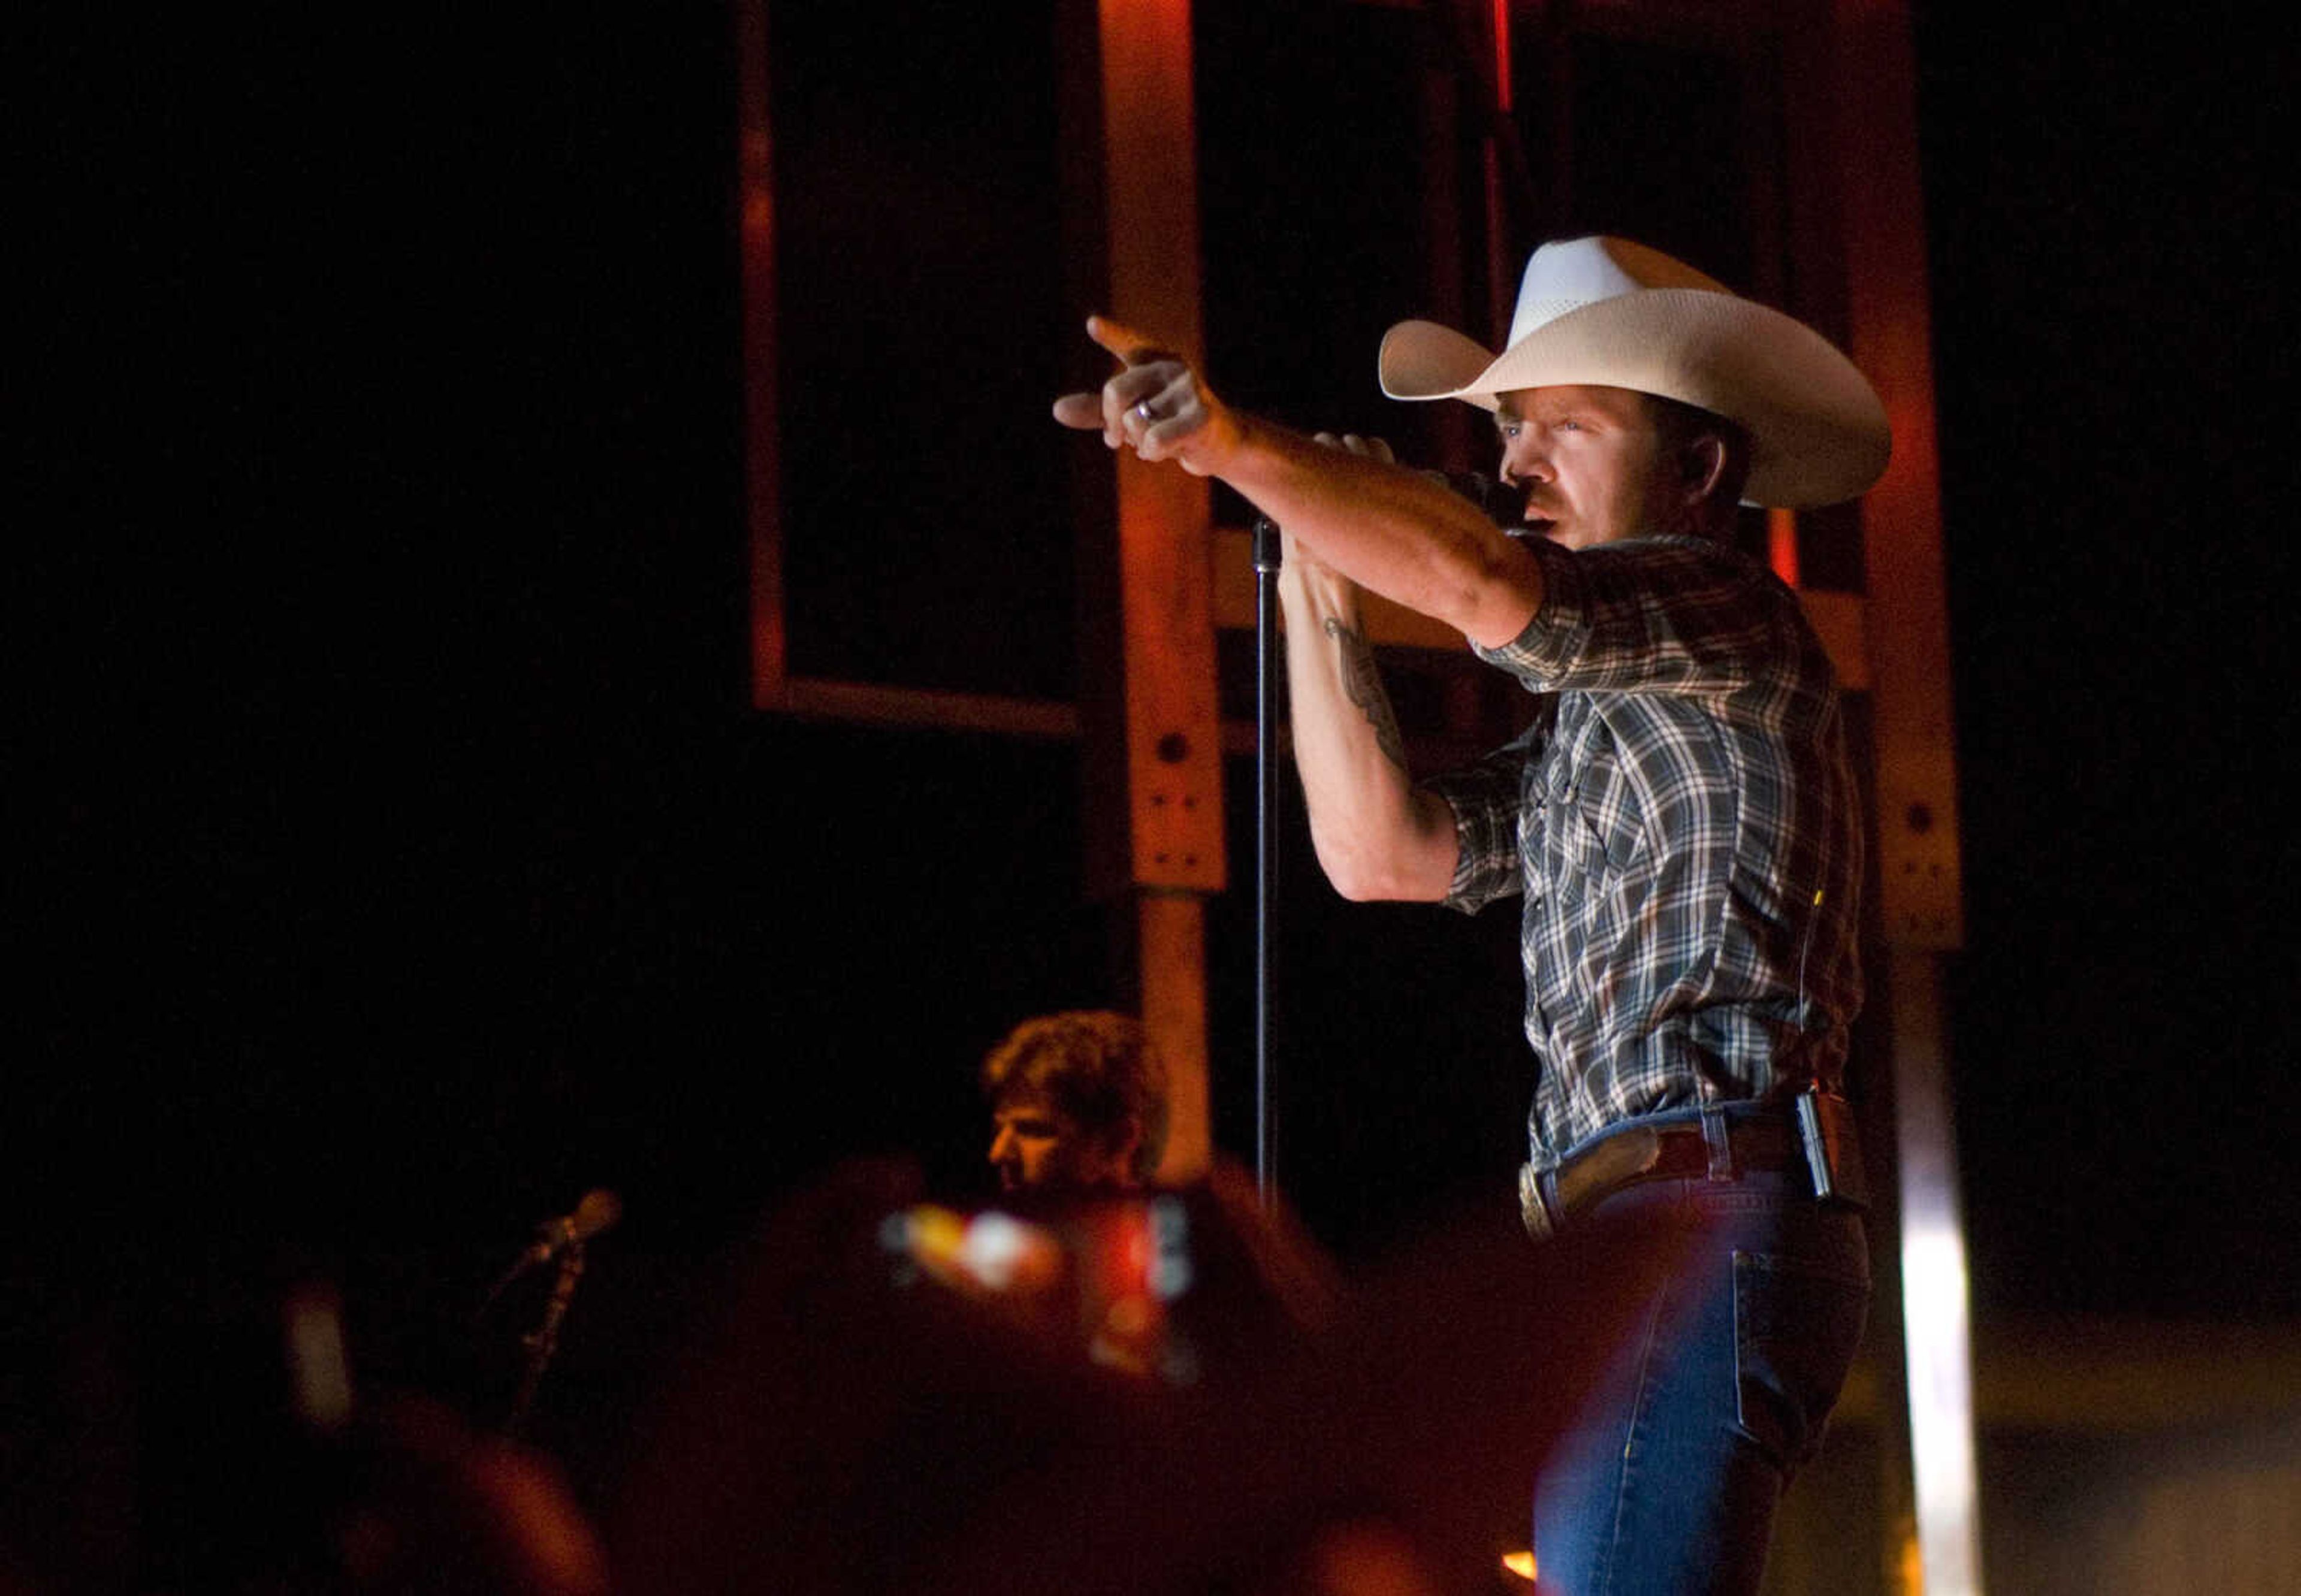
[1548,730,1642,899]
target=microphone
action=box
[1421,468,1528,527]
[500,1189,623,1286]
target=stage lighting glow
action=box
[1768,507,1801,588]
[1901,1209,1982,1595]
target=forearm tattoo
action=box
[1322,616,1407,771]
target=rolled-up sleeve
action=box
[1424,732,1539,914]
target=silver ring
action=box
[1133,400,1156,423]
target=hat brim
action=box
[1379,289,1889,508]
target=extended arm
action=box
[1275,440,1458,903]
[1052,316,1547,650]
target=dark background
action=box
[1913,12,2294,1324]
[19,4,2296,1583]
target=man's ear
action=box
[1680,433,1729,504]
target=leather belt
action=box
[1517,1095,1867,1243]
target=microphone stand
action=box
[1251,513,1283,1210]
[1241,473,1512,1214]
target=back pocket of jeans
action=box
[1732,1249,1870,1474]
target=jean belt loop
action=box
[1699,1102,1734,1181]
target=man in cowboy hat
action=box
[1055,235,1888,1594]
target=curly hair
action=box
[980,1011,1170,1183]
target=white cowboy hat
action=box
[1379,236,1890,507]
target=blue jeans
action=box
[1532,1159,1870,1596]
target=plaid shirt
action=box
[1424,534,1864,1170]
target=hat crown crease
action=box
[1506,236,1732,346]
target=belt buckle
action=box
[1520,1123,1665,1241]
[1517,1161,1558,1243]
